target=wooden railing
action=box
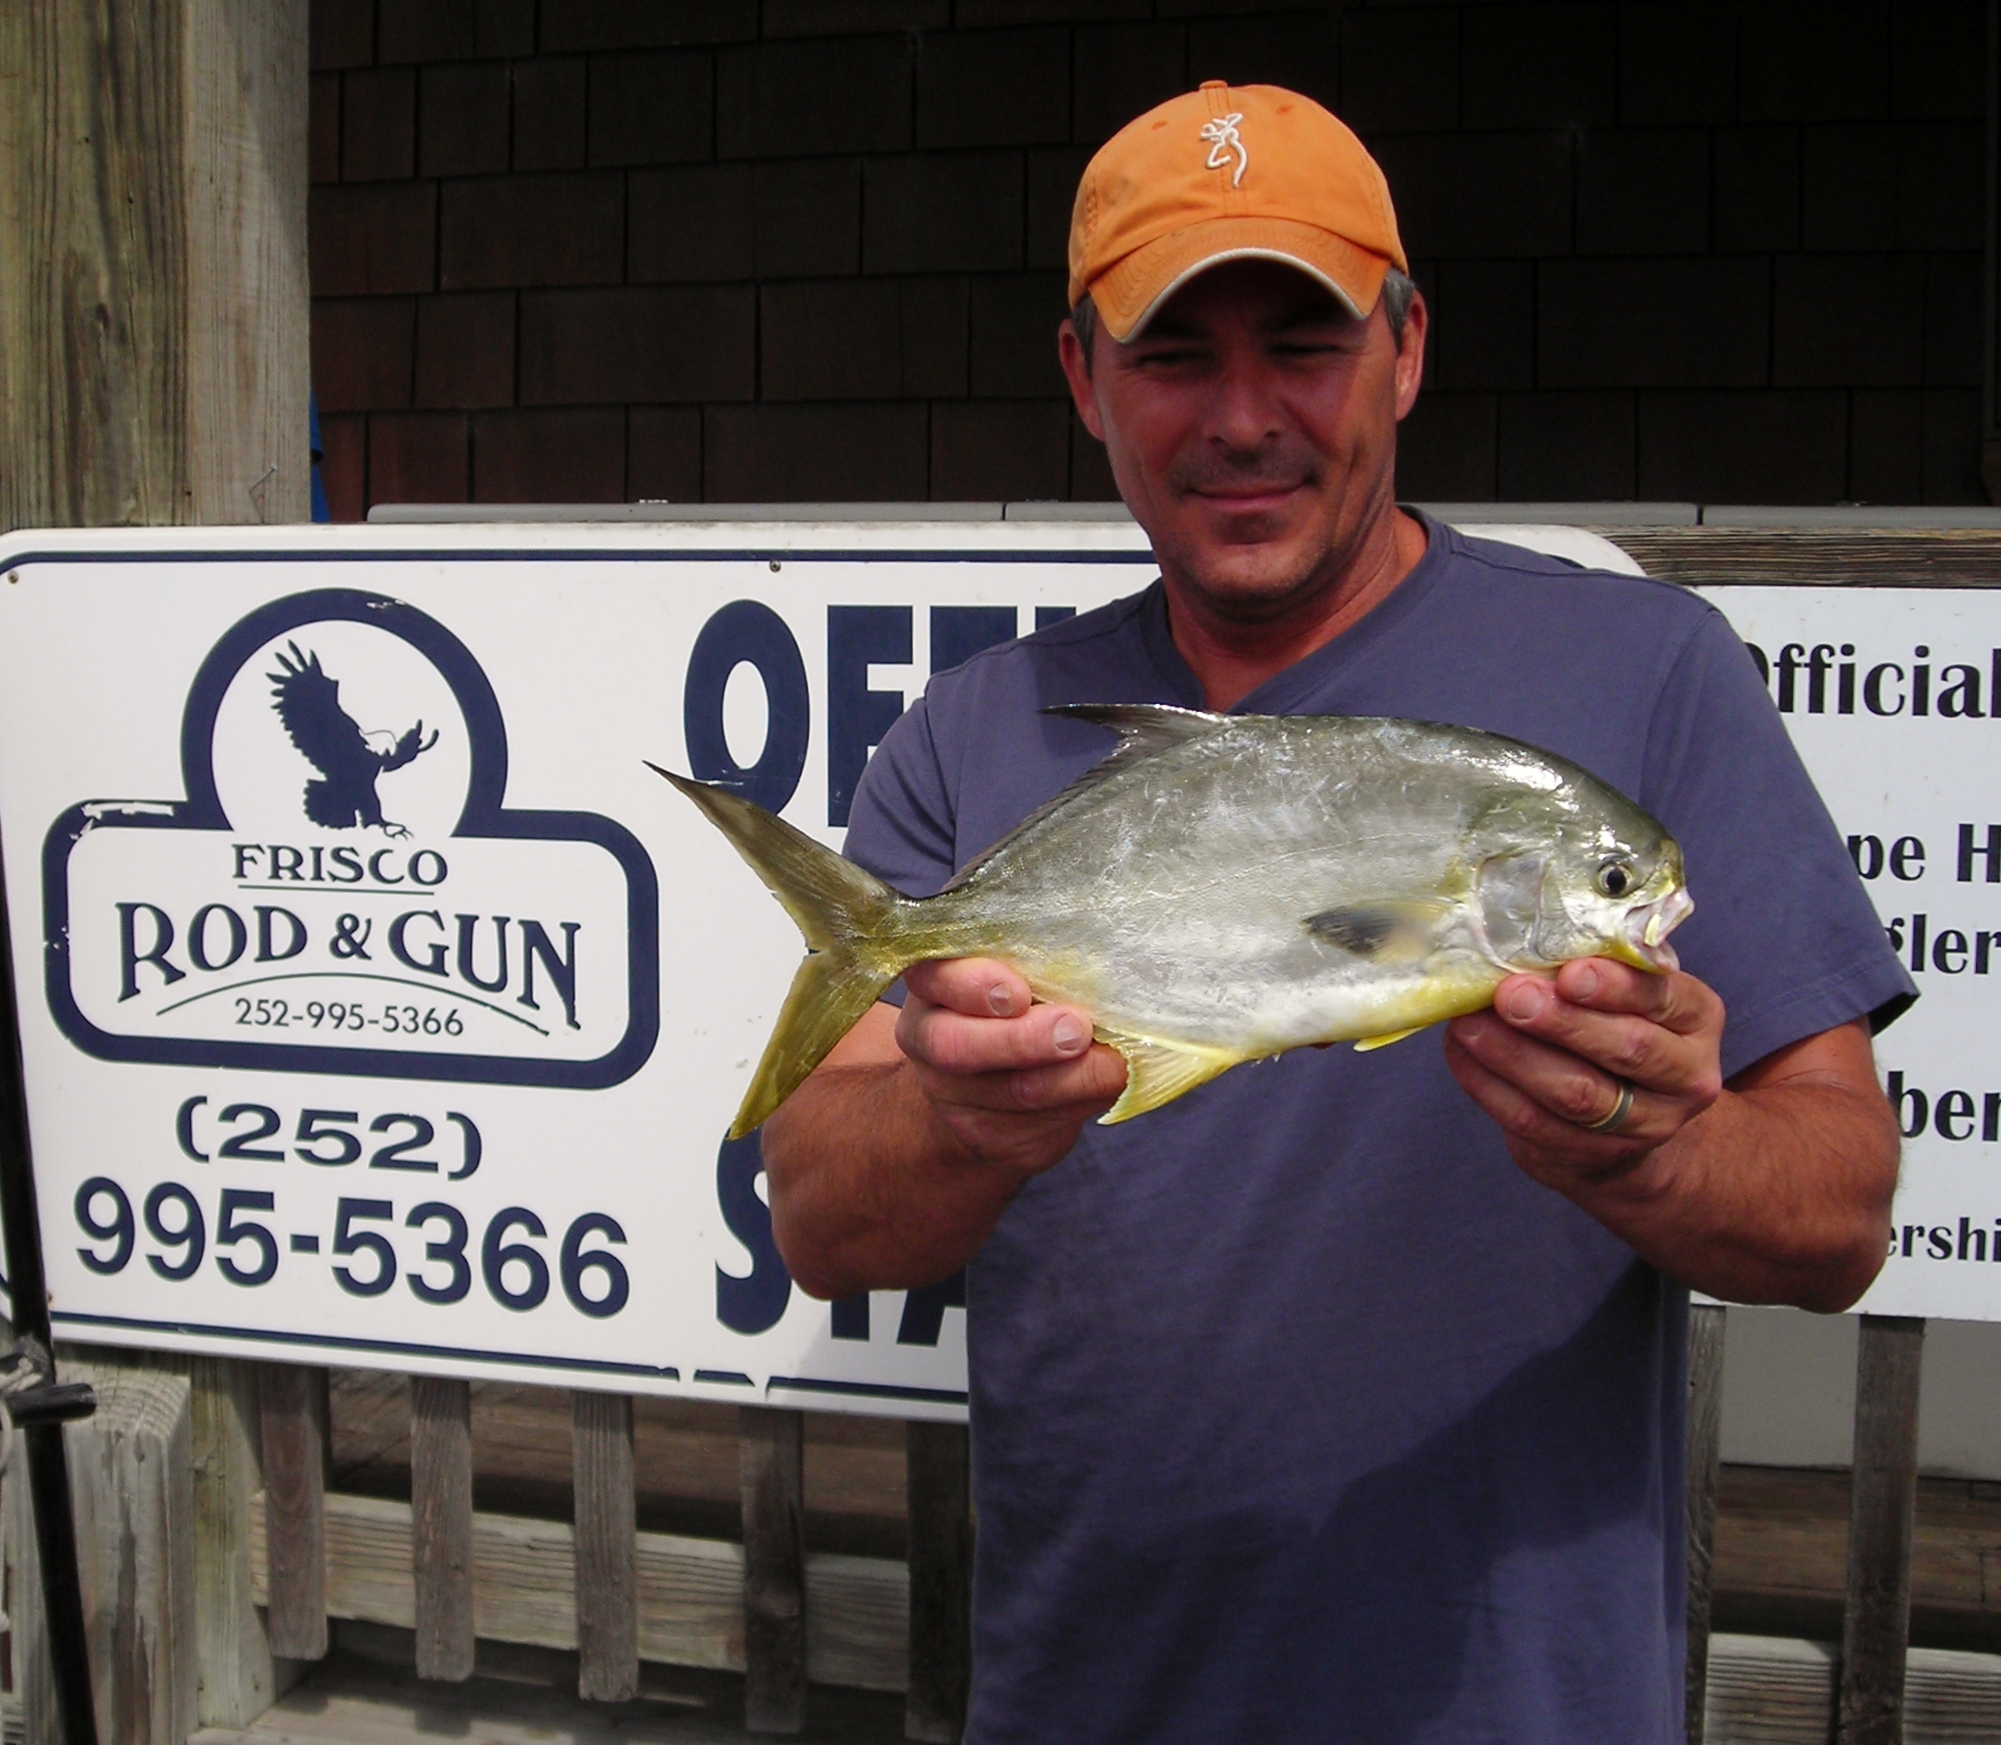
[1681,1310,1934,1745]
[250,1370,971,1740]
[7,1320,1927,1745]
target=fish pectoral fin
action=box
[1097,1031,1238,1125]
[1304,898,1457,963]
[1353,1024,1428,1052]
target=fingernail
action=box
[1052,1015,1086,1053]
[1571,965,1599,999]
[987,984,1015,1017]
[1502,982,1544,1022]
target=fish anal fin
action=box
[1353,1024,1427,1052]
[1305,898,1456,963]
[1097,1030,1237,1125]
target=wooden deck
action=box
[186,1625,2001,1745]
[198,1624,906,1745]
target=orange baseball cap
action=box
[1068,81,1407,344]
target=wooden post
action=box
[189,1355,301,1725]
[1683,1303,1726,1745]
[0,0,307,1722]
[0,0,309,533]
[905,1421,972,1744]
[259,1363,329,1661]
[571,1391,639,1701]
[411,1376,476,1681]
[1837,1314,1925,1745]
[7,1414,54,1745]
[9,1359,197,1745]
[25,1345,297,1731]
[740,1405,807,1733]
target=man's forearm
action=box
[1445,973,1899,1315]
[757,975,1126,1300]
[760,1058,1031,1300]
[1572,1071,1897,1312]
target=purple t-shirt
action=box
[844,518,1912,1744]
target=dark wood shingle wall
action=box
[309,0,1988,517]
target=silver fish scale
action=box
[930,715,1634,1050]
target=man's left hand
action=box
[1443,958,1726,1194]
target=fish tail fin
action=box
[651,765,911,1137]
[736,948,898,1139]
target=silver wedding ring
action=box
[1584,1078,1636,1134]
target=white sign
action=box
[0,522,1157,1416]
[1699,585,2001,1320]
[0,529,1992,1415]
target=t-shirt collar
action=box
[1134,508,1453,714]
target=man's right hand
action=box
[897,957,1127,1179]
[759,958,1125,1298]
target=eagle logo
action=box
[268,642,439,837]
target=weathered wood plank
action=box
[741,1406,808,1733]
[189,1355,300,1725]
[245,1488,907,1689]
[410,1376,475,1682]
[571,1391,638,1701]
[1838,1315,1926,1745]
[7,1407,56,1745]
[1685,1302,1727,1745]
[1900,1645,2001,1744]
[1699,1634,2001,1745]
[259,1363,329,1661]
[325,1379,910,1557]
[193,1631,2001,1745]
[10,1359,196,1745]
[0,0,305,1720]
[1709,1462,2001,1639]
[0,0,308,534]
[181,0,312,526]
[1607,528,2001,589]
[36,1343,297,1735]
[904,1422,971,1744]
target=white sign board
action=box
[0,527,1991,1417]
[0,522,1157,1416]
[1699,585,2001,1320]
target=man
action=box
[763,83,1911,1742]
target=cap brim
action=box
[1088,216,1394,343]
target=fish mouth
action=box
[1622,886,1694,972]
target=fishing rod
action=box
[0,819,100,1745]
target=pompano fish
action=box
[654,704,1693,1136]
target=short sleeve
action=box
[1639,607,1916,1078]
[842,693,960,898]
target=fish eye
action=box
[1596,860,1635,898]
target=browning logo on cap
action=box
[1199,111,1248,186]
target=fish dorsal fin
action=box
[1304,898,1456,963]
[938,703,1229,893]
[1096,1028,1238,1124]
[1043,702,1228,756]
[1353,1024,1427,1052]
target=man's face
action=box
[1059,259,1427,624]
